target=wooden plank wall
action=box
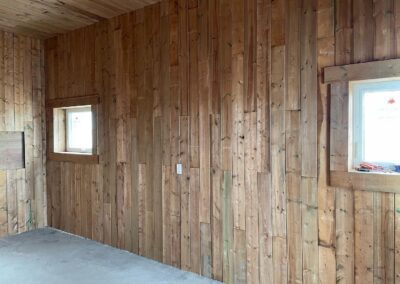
[0,31,47,238]
[45,0,400,283]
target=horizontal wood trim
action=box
[324,58,400,83]
[48,152,99,164]
[330,170,400,194]
[46,95,100,108]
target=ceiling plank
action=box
[0,0,160,38]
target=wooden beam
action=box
[324,58,400,83]
[46,94,100,108]
[330,171,400,193]
[48,152,99,164]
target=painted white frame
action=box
[349,78,400,170]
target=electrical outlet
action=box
[176,163,183,175]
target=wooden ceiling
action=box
[0,0,160,39]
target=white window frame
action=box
[350,78,400,169]
[66,106,93,154]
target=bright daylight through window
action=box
[53,105,93,155]
[66,106,93,153]
[351,79,400,173]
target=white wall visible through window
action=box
[66,106,93,153]
[351,78,400,170]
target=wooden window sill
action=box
[48,152,99,164]
[330,170,400,194]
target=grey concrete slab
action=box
[0,228,221,284]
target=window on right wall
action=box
[350,78,400,173]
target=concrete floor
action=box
[0,228,220,284]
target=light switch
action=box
[176,163,183,175]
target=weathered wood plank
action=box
[180,115,190,271]
[324,58,400,83]
[336,187,355,284]
[198,0,211,224]
[0,132,24,170]
[7,171,17,235]
[211,114,222,281]
[354,190,374,284]
[301,0,317,178]
[258,172,273,284]
[222,171,233,283]
[302,177,318,283]
[256,0,270,174]
[153,116,163,261]
[190,167,200,274]
[231,0,245,232]
[244,112,259,284]
[0,171,6,237]
[317,5,336,283]
[200,222,212,278]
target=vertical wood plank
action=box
[201,222,212,278]
[138,163,146,256]
[231,0,245,232]
[211,114,222,281]
[244,112,259,284]
[334,1,355,283]
[169,0,181,268]
[199,0,211,226]
[300,0,317,178]
[302,177,318,283]
[219,0,232,171]
[223,171,233,283]
[0,32,5,131]
[7,171,17,235]
[180,115,190,271]
[394,195,400,282]
[4,32,14,132]
[153,116,163,261]
[336,188,355,284]
[0,171,6,237]
[271,43,287,283]
[256,0,270,174]
[317,1,336,282]
[354,191,374,284]
[258,172,273,284]
[286,0,301,111]
[190,167,200,274]
[286,111,302,284]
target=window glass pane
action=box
[67,107,92,152]
[363,90,400,164]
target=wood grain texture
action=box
[44,0,400,283]
[0,132,24,169]
[0,31,46,238]
[331,171,400,193]
[324,58,400,83]
[0,0,160,39]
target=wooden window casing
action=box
[46,95,99,164]
[324,59,400,193]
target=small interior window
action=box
[351,78,400,173]
[53,105,93,154]
[66,106,92,153]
